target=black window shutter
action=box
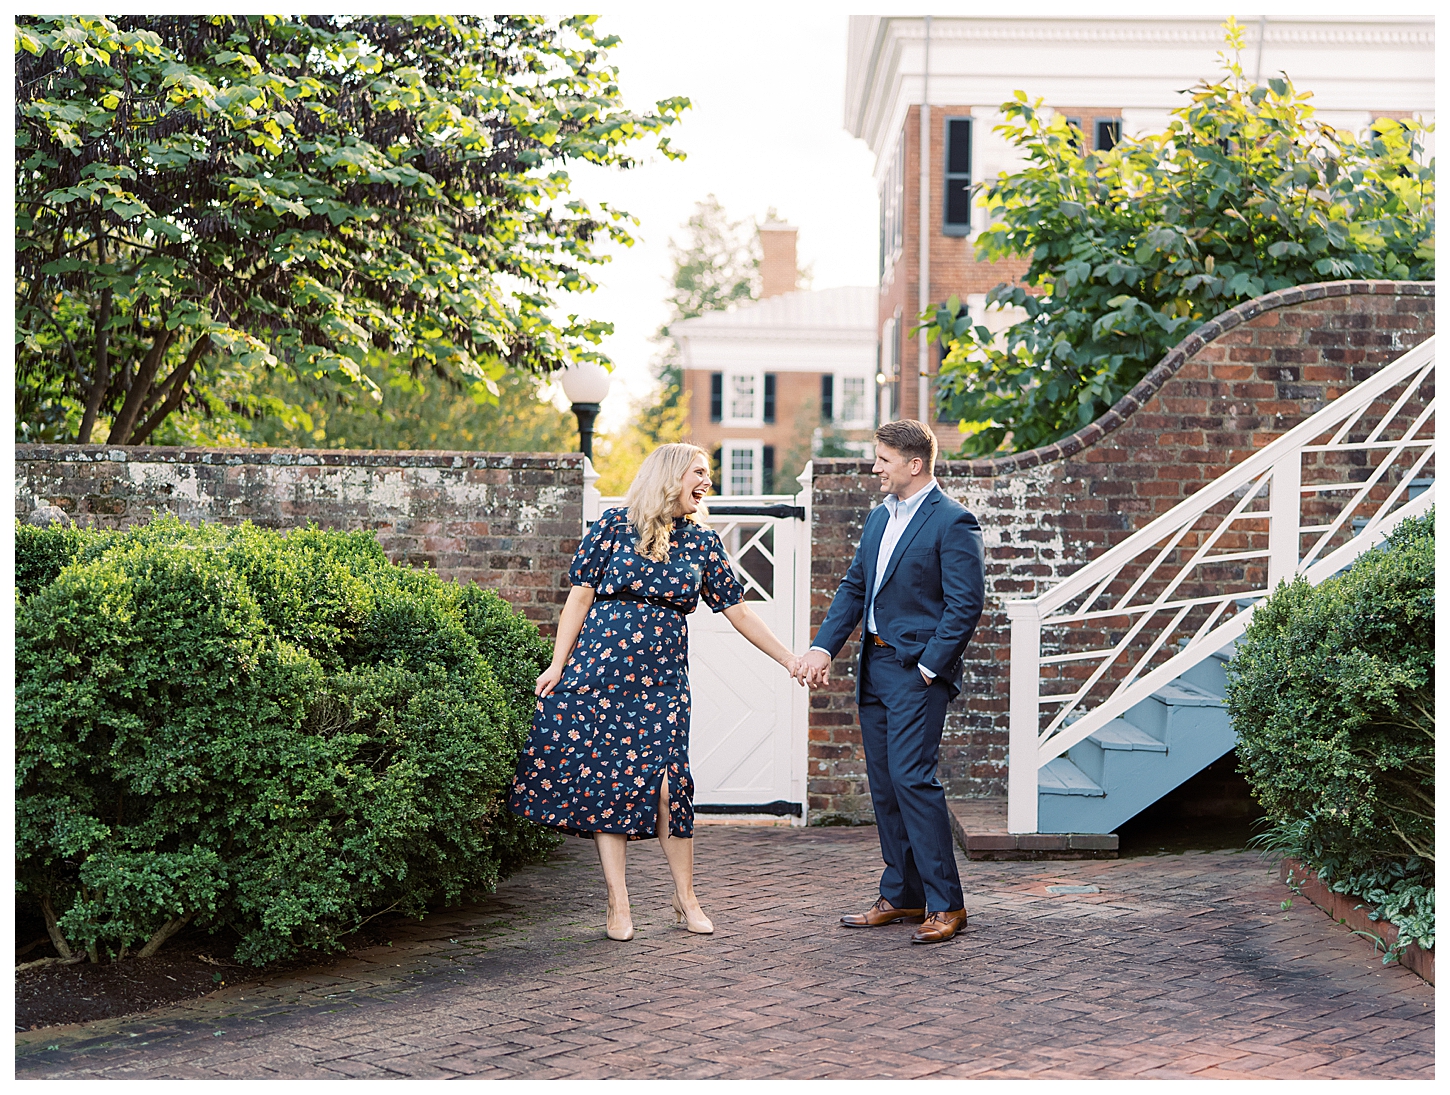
[762,445,775,494]
[711,447,722,488]
[944,118,973,229]
[763,373,776,423]
[709,373,723,422]
[821,374,834,422]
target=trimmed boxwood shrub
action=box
[1227,511,1434,957]
[16,517,559,966]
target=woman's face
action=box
[675,454,712,516]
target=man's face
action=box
[872,443,922,497]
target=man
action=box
[800,420,985,944]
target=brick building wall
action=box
[880,104,1031,441]
[807,280,1434,822]
[14,447,585,636]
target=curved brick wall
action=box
[806,280,1435,822]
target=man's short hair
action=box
[875,419,938,472]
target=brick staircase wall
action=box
[13,447,584,636]
[807,280,1434,823]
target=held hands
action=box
[792,648,831,689]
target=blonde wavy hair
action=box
[625,443,711,561]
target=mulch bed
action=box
[15,916,404,1032]
[16,949,254,1032]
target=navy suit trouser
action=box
[858,642,965,913]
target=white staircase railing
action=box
[1006,337,1436,833]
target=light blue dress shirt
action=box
[812,478,940,678]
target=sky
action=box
[548,11,880,431]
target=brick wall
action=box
[807,280,1435,822]
[14,446,585,636]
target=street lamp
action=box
[557,361,611,461]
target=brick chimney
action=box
[758,220,798,299]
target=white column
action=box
[792,461,815,827]
[1267,452,1302,590]
[1006,599,1042,834]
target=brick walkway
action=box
[16,828,1433,1079]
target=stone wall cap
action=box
[14,444,587,471]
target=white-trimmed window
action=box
[723,371,763,426]
[723,440,763,496]
[837,375,869,427]
[823,372,873,429]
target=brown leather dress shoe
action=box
[910,909,967,944]
[840,896,926,928]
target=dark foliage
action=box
[15,517,559,966]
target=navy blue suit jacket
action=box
[812,486,986,702]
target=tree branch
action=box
[108,327,176,444]
[79,225,114,443]
[136,911,196,959]
[129,334,212,445]
[39,894,75,961]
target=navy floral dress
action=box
[508,507,745,840]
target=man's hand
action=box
[802,648,832,688]
[920,667,933,685]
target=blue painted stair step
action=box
[1037,665,1237,835]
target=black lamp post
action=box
[558,362,611,462]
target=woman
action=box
[508,443,801,941]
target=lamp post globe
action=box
[558,361,611,462]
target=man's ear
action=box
[909,457,923,477]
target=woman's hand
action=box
[535,662,565,698]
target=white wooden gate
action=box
[596,487,811,823]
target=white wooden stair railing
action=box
[1006,336,1436,833]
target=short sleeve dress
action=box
[507,508,745,839]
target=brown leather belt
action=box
[865,631,889,648]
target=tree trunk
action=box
[77,225,113,444]
[39,894,74,961]
[136,911,195,959]
[129,335,212,445]
[108,327,175,445]
[78,285,113,444]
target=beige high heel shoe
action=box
[672,892,715,935]
[605,904,634,941]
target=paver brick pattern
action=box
[16,827,1433,1079]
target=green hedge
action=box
[16,517,559,965]
[1227,511,1434,957]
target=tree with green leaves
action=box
[922,19,1434,458]
[15,15,686,444]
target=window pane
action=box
[1095,119,1121,151]
[729,374,756,419]
[947,119,972,175]
[840,376,867,423]
[946,178,972,226]
[728,446,755,495]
